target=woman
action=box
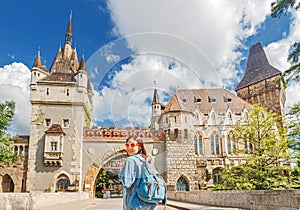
[119,135,157,210]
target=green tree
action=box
[214,105,299,190]
[0,101,19,167]
[95,169,110,197]
[271,0,300,84]
[286,102,300,165]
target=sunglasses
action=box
[125,143,140,148]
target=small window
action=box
[46,88,49,95]
[66,89,69,96]
[208,96,216,103]
[34,72,36,76]
[224,96,232,103]
[51,142,58,151]
[184,129,188,139]
[63,119,69,127]
[174,128,179,140]
[45,118,51,126]
[194,96,201,103]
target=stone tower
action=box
[26,13,93,192]
[235,42,286,116]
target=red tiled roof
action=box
[45,124,65,134]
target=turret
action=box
[76,54,88,89]
[150,82,164,131]
[30,48,49,87]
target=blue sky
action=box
[0,0,299,135]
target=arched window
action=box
[56,174,70,192]
[211,112,216,124]
[194,133,203,155]
[227,131,236,154]
[19,146,23,155]
[228,112,232,123]
[2,174,14,192]
[213,169,222,184]
[176,176,189,191]
[210,132,220,155]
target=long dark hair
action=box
[126,135,147,158]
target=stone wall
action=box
[0,192,89,210]
[168,190,300,210]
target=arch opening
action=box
[2,174,14,192]
[176,176,189,191]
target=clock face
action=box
[152,148,158,156]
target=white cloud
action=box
[106,0,274,87]
[89,0,285,127]
[0,62,31,135]
[105,54,121,63]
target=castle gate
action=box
[81,139,166,196]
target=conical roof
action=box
[33,50,42,68]
[235,42,281,91]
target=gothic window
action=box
[210,135,215,155]
[56,174,70,192]
[210,132,220,155]
[228,112,232,122]
[194,133,203,155]
[176,176,189,191]
[211,112,216,124]
[2,174,14,192]
[227,131,236,154]
[213,169,222,184]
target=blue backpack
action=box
[134,156,167,205]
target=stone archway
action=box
[176,175,189,191]
[2,174,14,192]
[56,174,71,192]
[83,146,127,196]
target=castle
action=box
[0,15,285,193]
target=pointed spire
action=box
[152,81,160,105]
[79,53,86,71]
[33,48,42,68]
[65,11,72,46]
[67,10,72,35]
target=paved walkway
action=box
[41,197,245,210]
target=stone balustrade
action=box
[168,190,300,210]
